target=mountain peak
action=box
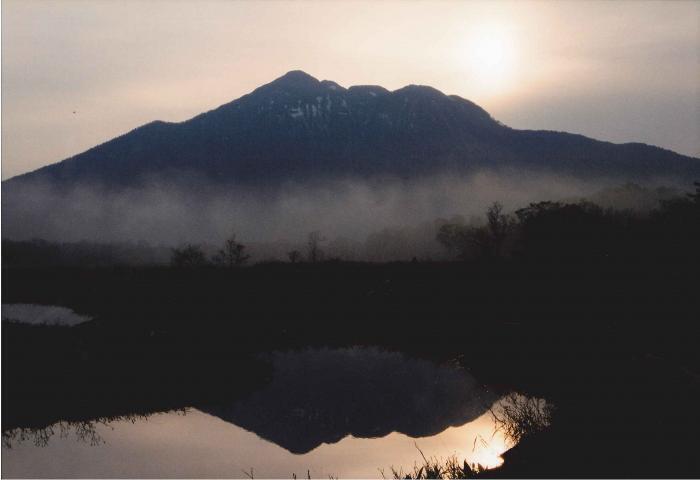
[394,84,446,98]
[320,80,346,92]
[348,85,390,97]
[270,70,320,87]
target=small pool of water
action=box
[2,304,91,327]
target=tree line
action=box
[4,182,697,267]
[437,181,700,263]
[169,231,329,267]
[171,181,699,267]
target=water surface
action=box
[2,347,525,478]
[2,304,91,327]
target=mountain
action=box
[5,70,700,188]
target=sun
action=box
[463,24,517,91]
[474,35,507,71]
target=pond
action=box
[2,304,92,327]
[2,347,547,478]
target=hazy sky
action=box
[2,0,699,179]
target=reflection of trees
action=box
[490,393,552,444]
[2,409,188,448]
[4,420,104,448]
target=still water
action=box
[2,348,524,478]
[2,304,91,327]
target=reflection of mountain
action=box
[199,347,495,454]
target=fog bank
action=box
[2,171,615,245]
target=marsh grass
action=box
[381,393,554,479]
[380,444,486,479]
[490,392,553,444]
[242,468,337,479]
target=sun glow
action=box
[462,24,518,93]
[469,432,509,470]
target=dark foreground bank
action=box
[4,187,700,477]
[2,256,699,477]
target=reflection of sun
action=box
[470,441,506,469]
[469,432,510,470]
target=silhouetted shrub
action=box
[287,250,301,263]
[212,234,250,267]
[437,202,514,260]
[306,231,326,262]
[170,244,208,267]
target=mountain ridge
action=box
[5,70,700,188]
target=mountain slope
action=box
[6,70,700,188]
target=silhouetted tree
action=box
[688,181,700,203]
[485,202,511,256]
[306,231,326,262]
[514,201,617,260]
[436,223,473,260]
[437,202,513,259]
[170,244,207,267]
[213,234,250,267]
[287,250,301,263]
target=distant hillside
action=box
[5,70,700,188]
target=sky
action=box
[2,0,699,180]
